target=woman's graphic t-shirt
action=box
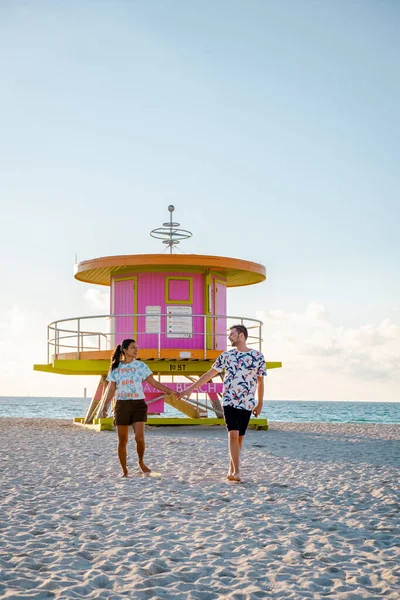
[212,349,267,411]
[107,360,152,400]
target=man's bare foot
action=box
[138,461,151,474]
[227,474,241,482]
[122,470,128,478]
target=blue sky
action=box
[1,1,399,401]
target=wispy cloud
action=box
[0,305,27,375]
[0,304,99,397]
[258,303,400,383]
[83,289,110,312]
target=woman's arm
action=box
[101,381,116,417]
[145,374,179,397]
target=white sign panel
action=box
[145,306,161,334]
[166,305,193,338]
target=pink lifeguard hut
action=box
[34,207,281,429]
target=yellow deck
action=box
[73,416,268,431]
[35,359,282,376]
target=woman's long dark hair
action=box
[110,339,136,371]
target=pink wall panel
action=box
[137,272,204,349]
[113,279,135,346]
[136,272,162,349]
[143,393,165,414]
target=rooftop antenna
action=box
[150,205,193,254]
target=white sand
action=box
[0,418,399,599]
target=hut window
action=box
[165,277,193,304]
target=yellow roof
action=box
[74,254,266,287]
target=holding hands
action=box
[178,385,194,400]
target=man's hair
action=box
[230,325,248,340]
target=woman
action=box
[102,338,177,477]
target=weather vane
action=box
[150,205,193,254]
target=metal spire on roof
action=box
[150,205,193,254]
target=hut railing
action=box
[47,313,263,363]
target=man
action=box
[181,325,267,482]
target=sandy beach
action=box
[0,418,399,599]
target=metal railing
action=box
[47,313,263,362]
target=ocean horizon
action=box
[0,397,398,424]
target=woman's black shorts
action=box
[114,399,148,426]
[223,405,252,436]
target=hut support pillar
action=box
[207,394,223,418]
[84,375,107,424]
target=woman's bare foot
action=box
[227,473,241,482]
[138,461,151,474]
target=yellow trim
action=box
[113,275,138,337]
[34,364,81,375]
[204,271,213,349]
[213,277,227,351]
[35,359,220,376]
[165,276,193,304]
[76,416,268,431]
[34,359,282,376]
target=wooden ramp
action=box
[163,394,200,418]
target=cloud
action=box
[83,289,110,312]
[257,303,400,383]
[0,305,99,397]
[0,305,28,376]
[0,305,26,336]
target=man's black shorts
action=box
[223,405,252,436]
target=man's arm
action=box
[180,368,220,398]
[101,381,116,417]
[145,374,179,397]
[252,376,265,417]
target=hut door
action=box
[113,278,137,346]
[214,280,227,351]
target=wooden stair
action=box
[163,394,200,418]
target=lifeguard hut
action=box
[34,207,281,430]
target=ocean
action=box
[0,397,398,424]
